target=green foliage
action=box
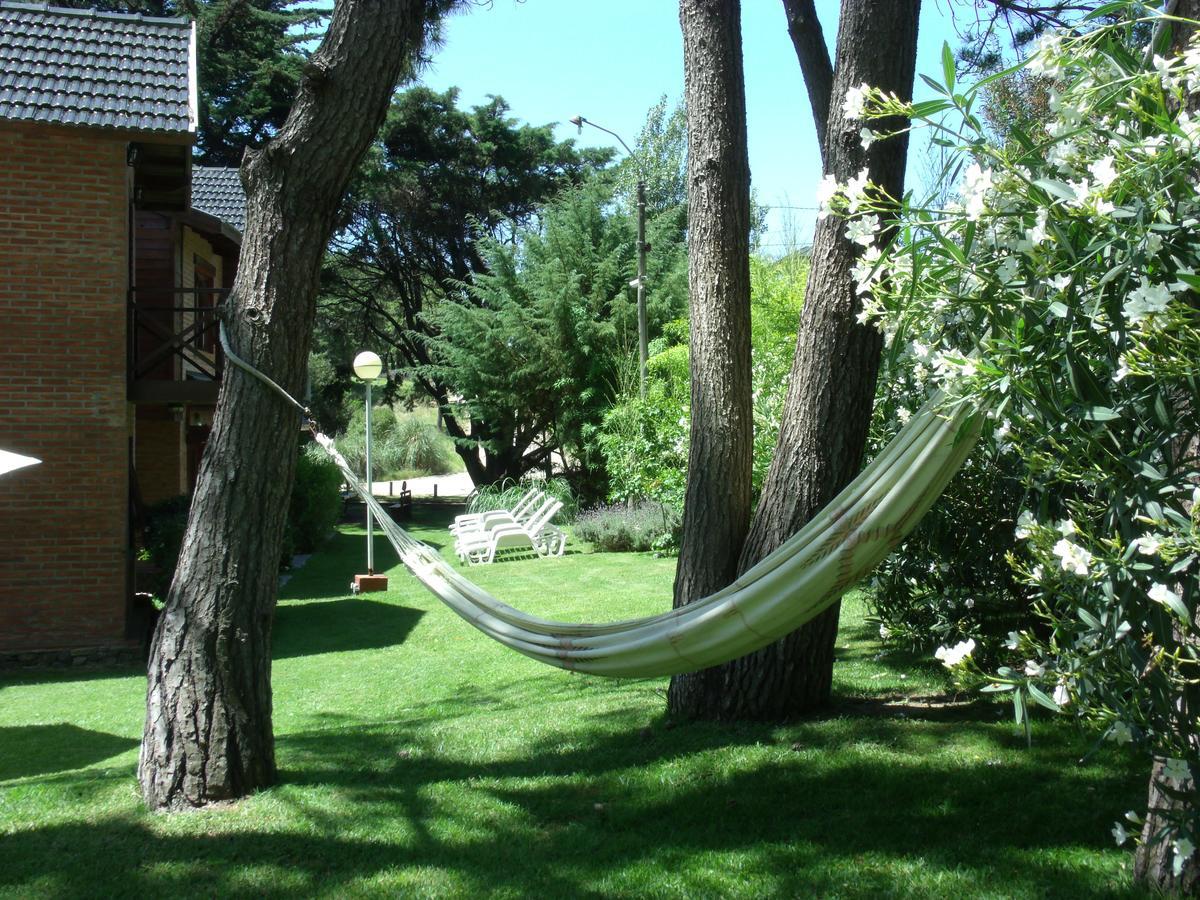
[284,445,344,556]
[319,86,607,478]
[425,177,688,502]
[141,495,192,598]
[596,253,807,508]
[336,404,458,479]
[597,386,689,510]
[466,477,578,522]
[848,17,1200,862]
[573,501,682,554]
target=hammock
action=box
[312,400,978,678]
[220,322,980,678]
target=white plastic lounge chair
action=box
[456,499,564,565]
[450,487,541,536]
[452,493,556,547]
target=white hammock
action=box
[218,320,977,679]
[311,397,979,678]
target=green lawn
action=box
[0,506,1149,898]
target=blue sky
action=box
[420,1,965,250]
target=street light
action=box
[569,115,649,399]
[352,350,387,593]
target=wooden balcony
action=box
[127,287,227,405]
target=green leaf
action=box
[1081,406,1120,422]
[1171,555,1197,575]
[911,98,952,118]
[1174,273,1200,292]
[1013,689,1027,726]
[919,73,948,97]
[1078,608,1102,630]
[981,683,1015,693]
[942,42,956,92]
[1033,179,1076,202]
[1152,588,1190,624]
[1027,682,1062,713]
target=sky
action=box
[420,0,967,251]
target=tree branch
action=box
[781,0,835,164]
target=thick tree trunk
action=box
[1135,6,1199,887]
[138,0,432,811]
[671,0,921,721]
[667,0,754,716]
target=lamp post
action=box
[352,350,387,593]
[569,115,648,399]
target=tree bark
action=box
[781,0,834,164]
[667,0,754,716]
[670,0,921,721]
[138,0,434,810]
[1135,4,1199,887]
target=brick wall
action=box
[0,122,134,653]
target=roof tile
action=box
[0,2,193,134]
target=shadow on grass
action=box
[0,706,1145,898]
[272,599,424,660]
[0,724,138,781]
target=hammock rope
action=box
[220,321,981,678]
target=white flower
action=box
[1148,582,1182,610]
[1024,659,1045,678]
[1005,631,1021,650]
[1015,510,1037,540]
[961,163,994,221]
[851,244,883,294]
[1052,680,1070,706]
[1109,721,1134,744]
[1057,518,1077,537]
[1123,279,1172,324]
[816,174,840,220]
[879,623,891,640]
[1089,155,1118,188]
[1068,178,1092,206]
[1132,534,1164,556]
[860,127,878,150]
[1176,837,1196,871]
[846,214,880,247]
[965,597,975,609]
[1152,53,1176,90]
[845,167,871,213]
[1027,33,1063,78]
[934,638,976,668]
[1031,564,1044,583]
[1053,538,1092,576]
[842,82,870,121]
[1113,822,1129,846]
[896,406,912,425]
[1162,758,1192,785]
[1027,209,1050,245]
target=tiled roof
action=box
[191,166,245,235]
[0,2,195,134]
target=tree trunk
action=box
[667,0,754,716]
[138,0,433,811]
[1134,6,1199,887]
[670,0,921,721]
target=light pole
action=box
[352,350,387,593]
[569,115,648,399]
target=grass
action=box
[0,505,1150,898]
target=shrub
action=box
[141,494,191,598]
[573,501,681,553]
[335,405,457,478]
[468,476,577,522]
[285,444,344,555]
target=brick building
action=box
[0,3,245,665]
